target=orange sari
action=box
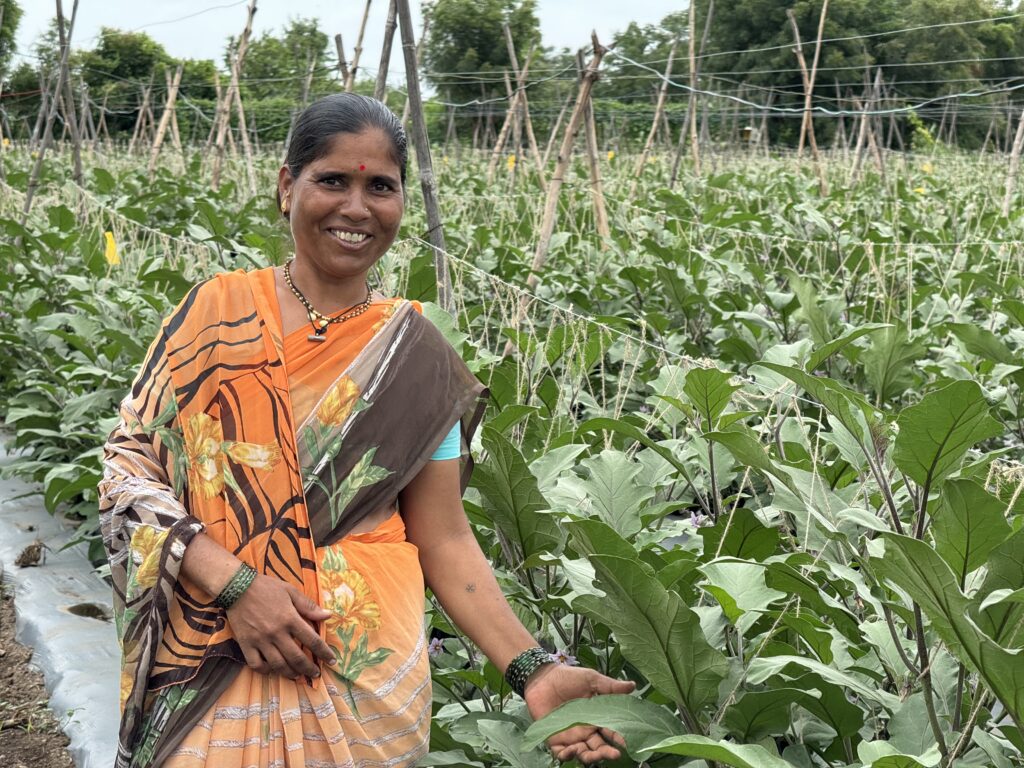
[100,268,486,768]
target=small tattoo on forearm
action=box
[465,583,476,593]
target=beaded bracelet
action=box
[214,563,257,610]
[505,647,553,697]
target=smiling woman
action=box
[98,92,633,768]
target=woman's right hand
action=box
[226,575,337,680]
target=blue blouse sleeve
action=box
[429,422,461,461]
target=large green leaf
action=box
[699,508,780,561]
[746,656,899,710]
[568,523,728,714]
[683,366,740,430]
[474,427,564,560]
[475,719,550,768]
[699,559,786,632]
[875,533,1024,730]
[721,687,821,741]
[976,528,1024,647]
[931,478,1011,586]
[861,326,926,403]
[754,363,878,460]
[945,322,1015,365]
[893,380,1001,489]
[520,695,684,758]
[548,450,647,539]
[805,323,892,372]
[639,734,791,768]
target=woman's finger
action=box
[291,622,336,665]
[258,644,295,679]
[600,726,627,748]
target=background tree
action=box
[232,18,332,103]
[0,0,23,79]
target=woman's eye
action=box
[372,181,394,193]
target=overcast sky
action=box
[14,1,683,82]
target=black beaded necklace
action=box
[283,259,372,343]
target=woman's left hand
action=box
[523,664,636,765]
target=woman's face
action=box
[279,128,404,283]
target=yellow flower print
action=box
[370,302,398,334]
[120,666,134,710]
[319,567,381,634]
[130,526,168,589]
[223,441,282,470]
[183,413,282,498]
[316,376,361,427]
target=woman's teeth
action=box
[332,230,368,243]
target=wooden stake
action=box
[233,69,258,195]
[55,0,82,183]
[22,0,78,224]
[528,35,606,291]
[502,35,606,356]
[631,38,678,198]
[212,0,257,191]
[347,0,373,91]
[794,0,828,156]
[374,0,398,102]
[400,13,429,127]
[396,0,451,313]
[671,0,713,186]
[687,1,701,175]
[1002,107,1024,217]
[128,82,152,154]
[335,34,351,88]
[543,96,570,166]
[583,88,610,247]
[787,7,828,194]
[504,25,544,185]
[486,55,534,183]
[148,63,183,174]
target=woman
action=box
[99,93,633,768]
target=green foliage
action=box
[2,143,1023,768]
[234,17,335,102]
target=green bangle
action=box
[214,563,257,610]
[505,647,553,697]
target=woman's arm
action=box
[401,459,634,764]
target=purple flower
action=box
[0,310,11,321]
[549,649,579,666]
[427,637,444,658]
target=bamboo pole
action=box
[486,54,534,183]
[671,0,713,187]
[631,38,678,199]
[543,96,570,166]
[22,0,78,224]
[400,13,429,127]
[1001,107,1024,217]
[795,0,828,156]
[502,35,606,357]
[148,63,183,174]
[128,82,152,154]
[232,68,258,195]
[30,67,50,149]
[374,0,398,102]
[687,1,701,174]
[396,0,451,313]
[787,7,827,195]
[205,72,223,150]
[335,34,351,87]
[55,0,82,183]
[583,90,610,248]
[504,25,544,185]
[528,35,606,291]
[347,0,373,91]
[212,0,257,190]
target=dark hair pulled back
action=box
[282,93,407,193]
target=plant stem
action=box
[914,607,949,761]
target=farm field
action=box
[1,139,1024,768]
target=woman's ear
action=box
[277,166,294,217]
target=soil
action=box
[0,582,75,768]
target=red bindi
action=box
[359,164,366,171]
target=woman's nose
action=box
[338,189,370,220]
